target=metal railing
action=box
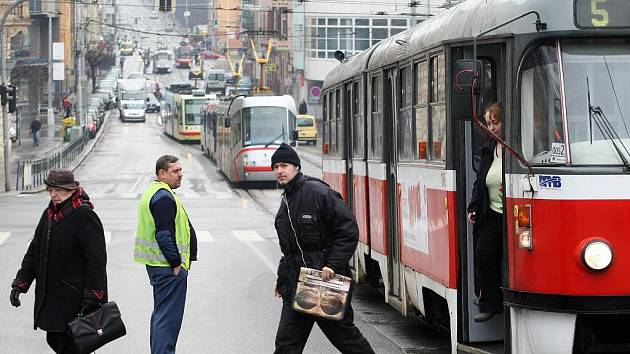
[15,132,88,191]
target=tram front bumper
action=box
[242,166,275,181]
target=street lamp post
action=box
[1,0,28,192]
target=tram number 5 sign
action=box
[591,0,609,27]
[575,0,630,28]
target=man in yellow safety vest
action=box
[134,155,197,354]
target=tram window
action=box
[430,54,446,162]
[415,60,429,160]
[337,86,348,158]
[399,66,414,160]
[231,113,241,143]
[520,43,566,164]
[353,81,365,158]
[332,89,340,155]
[371,75,384,159]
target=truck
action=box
[117,79,147,122]
[119,40,135,56]
[122,55,145,79]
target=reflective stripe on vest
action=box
[134,181,191,269]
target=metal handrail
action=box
[15,132,88,191]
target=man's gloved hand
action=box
[10,289,21,307]
[80,298,100,315]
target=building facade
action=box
[292,0,465,119]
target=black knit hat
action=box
[271,143,301,168]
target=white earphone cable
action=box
[283,194,307,267]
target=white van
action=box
[205,69,226,96]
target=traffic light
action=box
[7,85,17,113]
[0,85,6,106]
[159,0,172,11]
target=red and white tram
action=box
[321,0,630,353]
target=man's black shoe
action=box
[474,312,495,322]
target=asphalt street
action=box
[0,111,450,353]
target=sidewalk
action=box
[8,112,66,191]
[7,109,112,193]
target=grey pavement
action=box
[8,112,67,191]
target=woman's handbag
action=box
[67,301,127,354]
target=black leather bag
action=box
[67,301,126,354]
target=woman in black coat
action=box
[467,103,504,323]
[10,169,107,354]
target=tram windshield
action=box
[520,40,630,166]
[242,106,290,146]
[184,99,208,125]
[562,41,630,165]
[156,52,171,60]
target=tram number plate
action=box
[550,142,567,163]
[575,0,630,28]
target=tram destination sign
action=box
[575,0,630,28]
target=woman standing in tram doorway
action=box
[467,102,504,323]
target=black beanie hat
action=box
[271,143,301,168]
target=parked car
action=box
[86,110,99,138]
[203,51,223,60]
[145,93,160,113]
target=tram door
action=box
[384,68,401,299]
[452,43,505,344]
[344,83,354,204]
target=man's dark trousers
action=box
[146,265,188,354]
[274,302,375,354]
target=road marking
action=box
[130,159,153,193]
[104,231,112,245]
[233,230,275,273]
[233,230,265,242]
[196,230,213,243]
[120,193,138,199]
[0,232,10,245]
[215,191,234,199]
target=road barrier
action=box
[15,132,88,191]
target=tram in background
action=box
[203,95,298,185]
[322,0,630,353]
[163,83,217,143]
[174,43,193,68]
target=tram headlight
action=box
[582,240,613,271]
[242,154,255,166]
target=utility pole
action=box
[47,13,54,130]
[1,0,28,191]
[185,0,189,29]
[409,1,419,26]
[76,4,83,127]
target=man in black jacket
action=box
[271,143,374,354]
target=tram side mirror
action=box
[451,59,484,120]
[292,129,299,141]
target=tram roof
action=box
[323,44,381,88]
[228,95,297,116]
[324,0,585,88]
